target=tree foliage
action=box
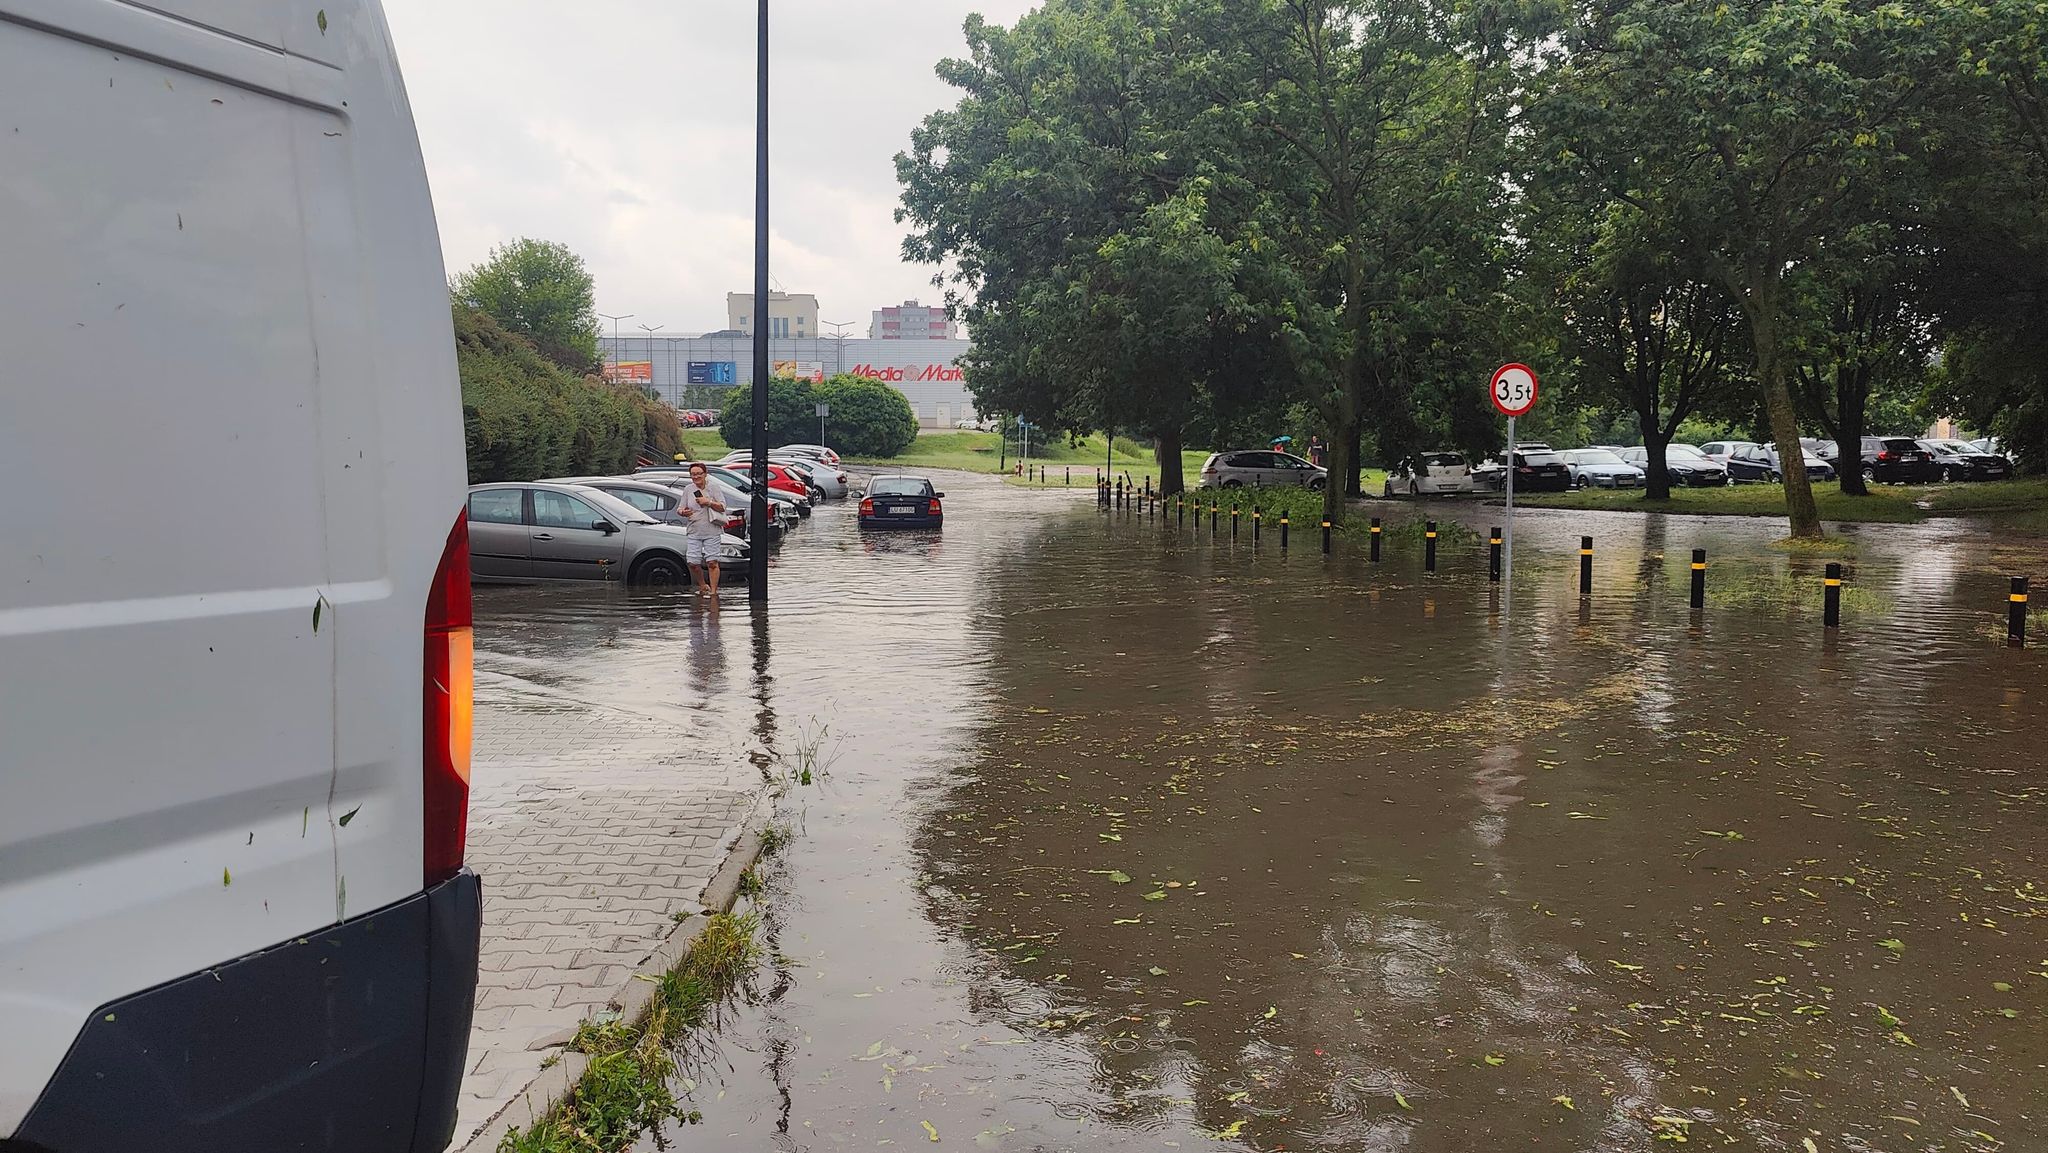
[451,238,602,374]
[899,0,2048,530]
[718,376,821,451]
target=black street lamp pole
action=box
[749,0,770,603]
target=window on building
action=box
[738,315,748,329]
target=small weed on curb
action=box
[498,912,759,1153]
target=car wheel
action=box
[633,554,687,587]
[1223,479,1242,488]
[1768,471,1781,484]
[1309,477,1326,491]
[1862,466,1878,485]
[1941,466,1957,483]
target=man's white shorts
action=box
[685,535,720,566]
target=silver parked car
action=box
[544,476,782,545]
[1197,449,1329,489]
[465,482,744,587]
[1560,448,1646,489]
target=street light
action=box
[637,323,665,401]
[748,0,770,604]
[598,311,633,380]
[822,320,854,375]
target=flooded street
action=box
[474,476,2045,1152]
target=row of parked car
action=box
[462,444,853,587]
[677,409,721,428]
[1389,435,2014,494]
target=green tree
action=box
[451,238,601,373]
[1209,0,1528,522]
[1535,0,1967,535]
[815,374,918,457]
[1534,200,1743,499]
[718,376,818,450]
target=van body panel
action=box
[0,0,470,1137]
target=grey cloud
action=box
[385,0,1035,332]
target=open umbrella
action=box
[1271,435,1294,444]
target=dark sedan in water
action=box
[1617,445,1729,487]
[1472,445,1573,493]
[859,475,945,530]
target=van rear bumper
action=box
[7,870,481,1153]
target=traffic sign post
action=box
[816,401,830,448]
[1489,363,1539,603]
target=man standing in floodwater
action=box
[676,461,728,598]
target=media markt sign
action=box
[849,363,965,383]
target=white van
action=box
[0,3,477,1151]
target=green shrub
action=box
[455,304,676,482]
[815,374,917,457]
[718,376,819,449]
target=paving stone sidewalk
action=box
[450,677,768,1148]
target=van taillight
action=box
[423,512,473,887]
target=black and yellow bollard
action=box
[1322,518,1332,554]
[1280,514,1290,550]
[2010,577,2029,647]
[1488,528,1502,582]
[1065,467,1071,486]
[1370,517,1382,562]
[1424,522,1438,572]
[1690,549,1707,610]
[1210,501,1218,538]
[1579,536,1593,598]
[1823,562,1843,629]
[1231,503,1240,541]
[1177,496,1185,528]
[1253,506,1262,544]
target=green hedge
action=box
[718,373,918,457]
[456,304,680,482]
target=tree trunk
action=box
[1155,426,1185,496]
[1345,425,1364,496]
[1835,366,1869,496]
[1752,306,1822,537]
[1322,415,1358,525]
[1639,406,1673,500]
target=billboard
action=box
[605,361,652,385]
[687,360,737,385]
[771,360,825,383]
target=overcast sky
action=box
[385,1,1035,337]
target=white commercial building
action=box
[870,299,957,340]
[725,291,818,340]
[599,334,978,428]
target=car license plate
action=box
[890,505,917,515]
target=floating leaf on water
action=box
[1213,1119,1247,1139]
[1878,938,1905,954]
[1484,1054,1506,1066]
[1792,940,1821,949]
[1148,966,1167,976]
[1998,1008,2020,1018]
[921,1119,939,1142]
[1950,1086,1970,1108]
[1874,1005,1903,1028]
[222,868,231,886]
[1182,999,1208,1006]
[1394,1092,1412,1111]
[866,1041,885,1057]
[315,8,327,34]
[1144,890,1167,901]
[1112,918,1142,925]
[1993,981,2013,992]
[338,805,360,828]
[1608,960,1644,971]
[1802,1140,1819,1153]
[1552,1095,1575,1111]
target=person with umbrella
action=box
[1270,434,1293,455]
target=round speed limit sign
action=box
[1490,363,1539,418]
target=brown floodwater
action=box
[475,474,2046,1153]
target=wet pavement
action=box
[476,475,2045,1152]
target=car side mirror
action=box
[593,520,618,535]
[934,492,946,498]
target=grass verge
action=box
[497,912,759,1153]
[1512,477,2048,535]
